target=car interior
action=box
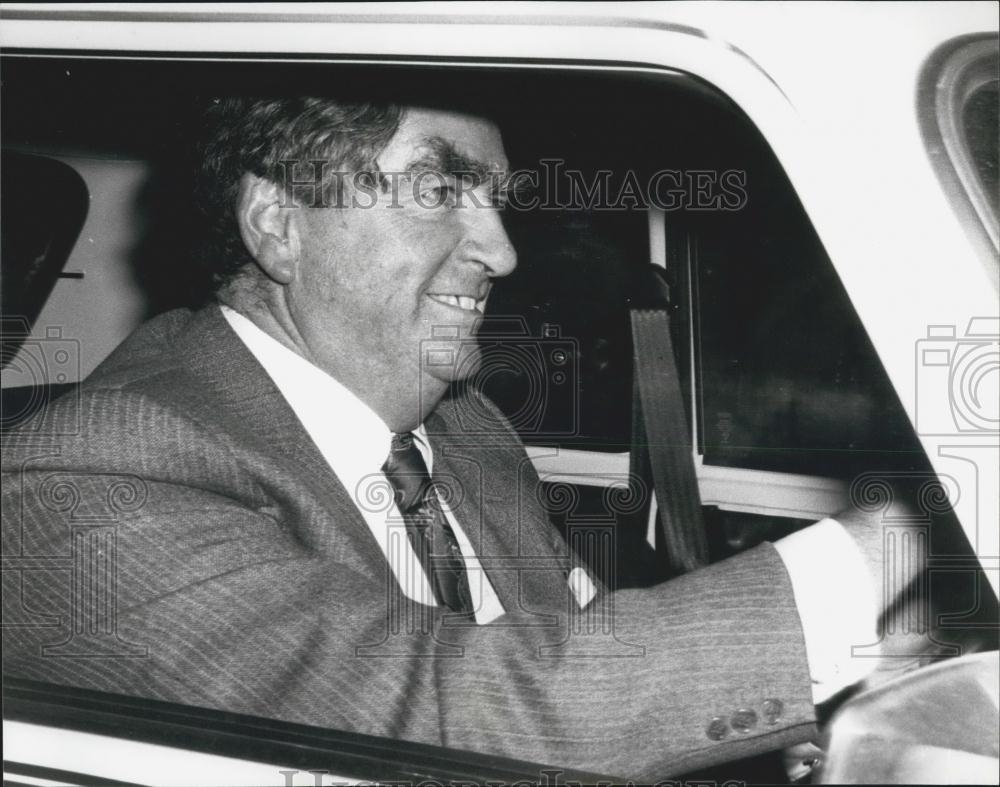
[2,54,997,782]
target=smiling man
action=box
[223,106,515,434]
[1,96,920,780]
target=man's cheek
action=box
[400,211,466,258]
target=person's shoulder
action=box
[83,306,216,393]
[3,306,242,470]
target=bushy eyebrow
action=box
[403,136,504,183]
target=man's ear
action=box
[235,173,297,284]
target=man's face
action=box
[286,107,517,404]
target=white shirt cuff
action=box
[773,517,879,704]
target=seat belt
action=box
[629,265,709,575]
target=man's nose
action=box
[463,205,517,278]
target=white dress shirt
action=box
[773,518,879,703]
[222,305,877,701]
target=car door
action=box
[2,5,997,784]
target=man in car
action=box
[1,96,914,779]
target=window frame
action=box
[0,49,857,781]
[4,10,996,773]
[4,677,606,785]
[918,34,1000,282]
[2,47,830,781]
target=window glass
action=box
[472,69,923,478]
[482,209,643,451]
[2,51,969,783]
[0,152,89,365]
[962,80,999,220]
[692,138,924,479]
[481,76,744,453]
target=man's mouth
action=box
[426,293,487,314]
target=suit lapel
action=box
[427,399,571,618]
[172,305,386,571]
[172,307,571,612]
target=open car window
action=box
[2,38,997,786]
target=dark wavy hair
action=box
[195,97,403,288]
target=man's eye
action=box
[417,182,457,207]
[422,184,455,198]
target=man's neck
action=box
[217,289,446,433]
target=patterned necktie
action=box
[381,432,474,615]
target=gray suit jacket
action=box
[2,305,818,779]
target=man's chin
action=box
[421,341,483,385]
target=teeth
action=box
[429,293,483,312]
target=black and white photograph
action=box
[1,3,998,785]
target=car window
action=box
[0,55,930,582]
[691,147,925,480]
[0,152,89,367]
[477,71,925,482]
[482,209,643,452]
[5,51,991,785]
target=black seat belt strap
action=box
[630,268,708,575]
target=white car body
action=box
[1,3,997,784]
